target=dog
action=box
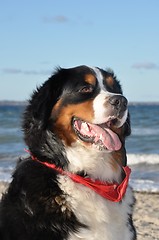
[0,65,136,240]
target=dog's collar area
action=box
[31,156,131,202]
[30,154,131,202]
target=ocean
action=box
[0,103,159,193]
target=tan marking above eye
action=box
[85,74,96,85]
[105,76,114,86]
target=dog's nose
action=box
[109,95,128,111]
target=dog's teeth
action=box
[82,122,90,132]
[100,134,103,140]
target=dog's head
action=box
[23,66,131,168]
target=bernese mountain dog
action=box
[0,66,136,240]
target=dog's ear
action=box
[24,68,67,127]
[22,68,68,166]
[124,112,131,137]
[122,112,131,166]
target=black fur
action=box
[0,158,85,240]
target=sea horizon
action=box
[0,100,159,106]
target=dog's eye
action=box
[80,86,94,93]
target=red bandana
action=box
[31,155,131,202]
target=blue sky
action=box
[0,0,159,102]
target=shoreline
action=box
[0,182,158,239]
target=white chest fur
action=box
[58,175,134,240]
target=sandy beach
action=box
[0,182,158,239]
[133,192,159,240]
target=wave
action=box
[130,179,159,193]
[132,128,159,136]
[0,167,12,182]
[127,154,159,165]
[128,154,159,193]
[0,127,22,135]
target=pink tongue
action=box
[75,121,122,151]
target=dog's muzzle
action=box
[108,95,128,119]
[109,95,128,112]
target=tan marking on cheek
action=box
[51,98,63,117]
[85,74,96,85]
[105,76,114,87]
[51,100,94,146]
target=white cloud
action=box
[42,15,69,24]
[2,68,51,75]
[132,62,159,70]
